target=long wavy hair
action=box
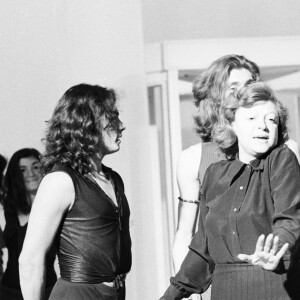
[213,81,288,159]
[41,83,119,175]
[3,148,41,215]
[193,54,261,142]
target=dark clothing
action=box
[49,278,125,300]
[0,284,53,300]
[162,145,300,300]
[49,164,131,298]
[198,142,224,184]
[197,142,224,300]
[0,213,57,299]
[0,226,4,279]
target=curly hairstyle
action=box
[3,148,41,215]
[41,83,121,175]
[213,81,289,160]
[193,54,261,142]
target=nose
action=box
[119,120,126,132]
[26,168,34,177]
[258,117,267,130]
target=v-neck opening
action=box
[86,173,119,209]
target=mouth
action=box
[254,136,269,141]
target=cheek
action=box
[35,171,42,180]
[272,127,279,144]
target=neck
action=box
[238,152,255,164]
[91,155,104,174]
[27,190,37,205]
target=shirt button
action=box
[239,186,244,190]
[233,231,236,235]
[233,208,237,212]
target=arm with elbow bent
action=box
[19,172,74,300]
[172,144,202,273]
[238,146,300,271]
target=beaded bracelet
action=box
[178,196,200,204]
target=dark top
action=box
[1,213,57,289]
[51,164,131,283]
[198,142,223,184]
[162,145,300,299]
[0,226,4,278]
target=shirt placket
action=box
[229,164,252,257]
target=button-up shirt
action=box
[162,145,300,299]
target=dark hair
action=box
[213,81,288,159]
[41,83,121,175]
[0,154,7,204]
[193,54,261,142]
[3,148,41,215]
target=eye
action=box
[266,114,278,124]
[268,118,278,124]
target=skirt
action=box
[211,263,297,300]
[49,278,126,300]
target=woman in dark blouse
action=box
[161,82,300,300]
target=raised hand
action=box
[237,234,289,271]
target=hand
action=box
[237,234,289,270]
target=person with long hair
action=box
[162,81,300,299]
[173,55,300,300]
[19,84,131,300]
[0,148,57,299]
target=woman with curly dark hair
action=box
[19,84,131,300]
[0,148,57,299]
[162,82,300,300]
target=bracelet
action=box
[178,196,200,204]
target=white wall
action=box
[142,0,300,43]
[0,1,161,299]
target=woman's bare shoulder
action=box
[177,143,202,182]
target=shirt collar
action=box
[229,154,264,174]
[249,157,264,170]
[234,155,264,171]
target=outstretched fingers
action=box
[269,235,279,256]
[275,242,289,261]
[263,234,274,253]
[237,253,251,262]
[255,234,266,253]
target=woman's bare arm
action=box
[173,143,202,273]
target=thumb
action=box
[237,254,248,261]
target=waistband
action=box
[61,272,127,287]
[214,263,252,273]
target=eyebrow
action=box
[228,82,240,87]
[19,161,39,167]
